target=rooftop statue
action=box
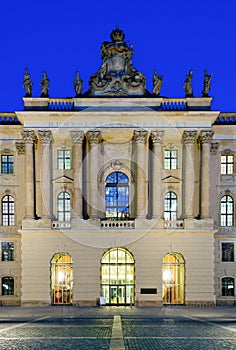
[73,71,83,96]
[201,70,212,97]
[40,71,50,97]
[87,27,148,96]
[152,70,163,96]
[22,68,33,97]
[183,69,194,97]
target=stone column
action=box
[133,130,148,219]
[21,130,36,219]
[150,130,164,220]
[199,130,214,218]
[182,130,197,218]
[71,131,84,219]
[38,130,53,219]
[87,130,102,219]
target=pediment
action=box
[162,175,182,183]
[52,175,74,184]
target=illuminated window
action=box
[105,172,129,219]
[220,195,233,226]
[57,150,71,169]
[221,155,234,174]
[164,192,177,221]
[221,242,234,262]
[162,253,185,304]
[1,155,14,174]
[1,242,14,261]
[51,253,73,304]
[2,195,14,226]
[2,276,14,295]
[101,247,134,305]
[222,277,234,296]
[164,150,177,169]
[57,192,71,221]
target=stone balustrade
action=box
[101,219,135,229]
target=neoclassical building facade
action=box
[0,29,236,306]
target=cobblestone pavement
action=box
[0,306,236,349]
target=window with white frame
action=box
[222,277,234,296]
[1,242,14,261]
[2,195,14,226]
[220,195,234,227]
[164,192,177,221]
[221,155,234,174]
[164,150,178,169]
[57,150,71,169]
[1,155,14,174]
[57,192,71,221]
[221,242,234,262]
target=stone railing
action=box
[101,219,135,229]
[163,220,184,229]
[51,221,71,229]
[48,99,74,110]
[161,99,187,111]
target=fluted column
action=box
[150,130,164,219]
[199,130,214,218]
[87,130,102,219]
[21,130,36,219]
[133,130,148,219]
[182,130,197,218]
[71,131,84,219]
[38,130,53,219]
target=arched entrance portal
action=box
[101,247,134,305]
[162,253,185,304]
[51,253,73,305]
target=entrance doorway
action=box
[51,253,73,305]
[101,247,134,305]
[162,253,185,304]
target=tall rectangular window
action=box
[221,155,234,174]
[1,242,14,261]
[221,242,234,262]
[164,150,177,169]
[57,150,71,169]
[1,155,14,174]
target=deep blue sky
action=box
[1,0,236,112]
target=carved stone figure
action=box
[202,70,212,97]
[87,27,147,96]
[22,68,33,97]
[40,71,49,97]
[73,71,83,96]
[183,69,194,97]
[152,70,163,96]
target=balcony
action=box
[52,221,71,229]
[164,220,184,229]
[101,219,135,229]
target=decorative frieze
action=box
[199,130,214,143]
[87,130,102,143]
[182,130,197,143]
[70,130,84,144]
[15,142,25,155]
[150,130,164,144]
[38,130,53,144]
[133,130,148,143]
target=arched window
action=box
[2,276,14,295]
[2,195,14,226]
[164,192,177,221]
[162,253,185,304]
[105,172,129,219]
[57,192,71,221]
[101,247,134,305]
[51,253,73,304]
[222,277,234,296]
[220,195,234,226]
